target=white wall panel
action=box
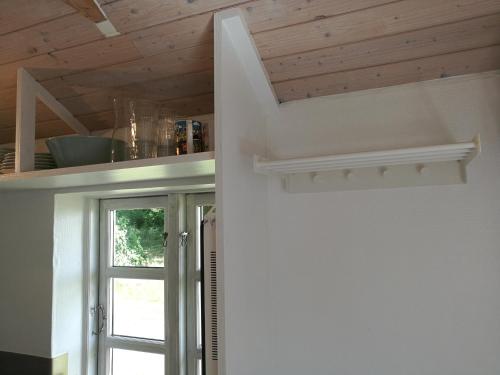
[0,190,55,357]
[214,10,274,375]
[265,73,500,374]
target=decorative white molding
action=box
[15,68,89,172]
[254,136,481,192]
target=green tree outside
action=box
[114,208,165,267]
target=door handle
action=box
[91,304,107,335]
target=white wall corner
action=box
[215,8,280,120]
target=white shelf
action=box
[0,152,215,190]
[254,137,480,192]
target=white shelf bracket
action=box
[15,68,90,173]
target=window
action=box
[95,194,214,375]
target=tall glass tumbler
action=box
[133,99,159,159]
[157,106,176,157]
[112,97,159,161]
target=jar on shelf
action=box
[175,119,204,155]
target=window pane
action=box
[112,349,164,375]
[113,208,165,267]
[112,278,164,340]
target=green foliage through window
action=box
[114,208,165,267]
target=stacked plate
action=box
[0,152,57,174]
[0,148,13,163]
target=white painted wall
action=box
[52,193,87,375]
[264,73,500,374]
[214,12,500,373]
[0,190,55,358]
[215,11,272,375]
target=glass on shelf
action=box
[112,95,211,161]
[157,106,177,157]
[112,97,159,161]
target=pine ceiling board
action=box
[0,118,79,145]
[36,120,78,139]
[32,111,113,139]
[0,88,16,111]
[0,126,16,144]
[0,6,215,91]
[0,10,212,90]
[0,35,141,90]
[30,34,143,79]
[39,77,103,100]
[244,0,398,33]
[4,41,212,100]
[0,13,104,65]
[162,93,215,118]
[0,55,60,91]
[100,0,249,34]
[0,108,15,128]
[274,44,500,102]
[100,0,398,38]
[253,0,500,60]
[40,44,214,95]
[0,14,213,89]
[73,110,115,131]
[35,100,61,123]
[0,102,76,129]
[266,13,500,82]
[119,70,214,100]
[129,12,214,57]
[0,69,214,130]
[43,70,214,117]
[0,98,105,128]
[0,0,76,36]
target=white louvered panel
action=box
[203,211,218,375]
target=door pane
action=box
[112,349,164,375]
[113,208,165,267]
[112,278,164,340]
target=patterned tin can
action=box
[175,120,203,154]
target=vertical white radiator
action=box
[203,211,218,375]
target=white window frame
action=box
[98,195,176,375]
[186,193,215,375]
[94,192,211,375]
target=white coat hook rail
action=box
[254,136,481,193]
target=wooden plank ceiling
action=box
[0,0,499,144]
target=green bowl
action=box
[46,136,125,168]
